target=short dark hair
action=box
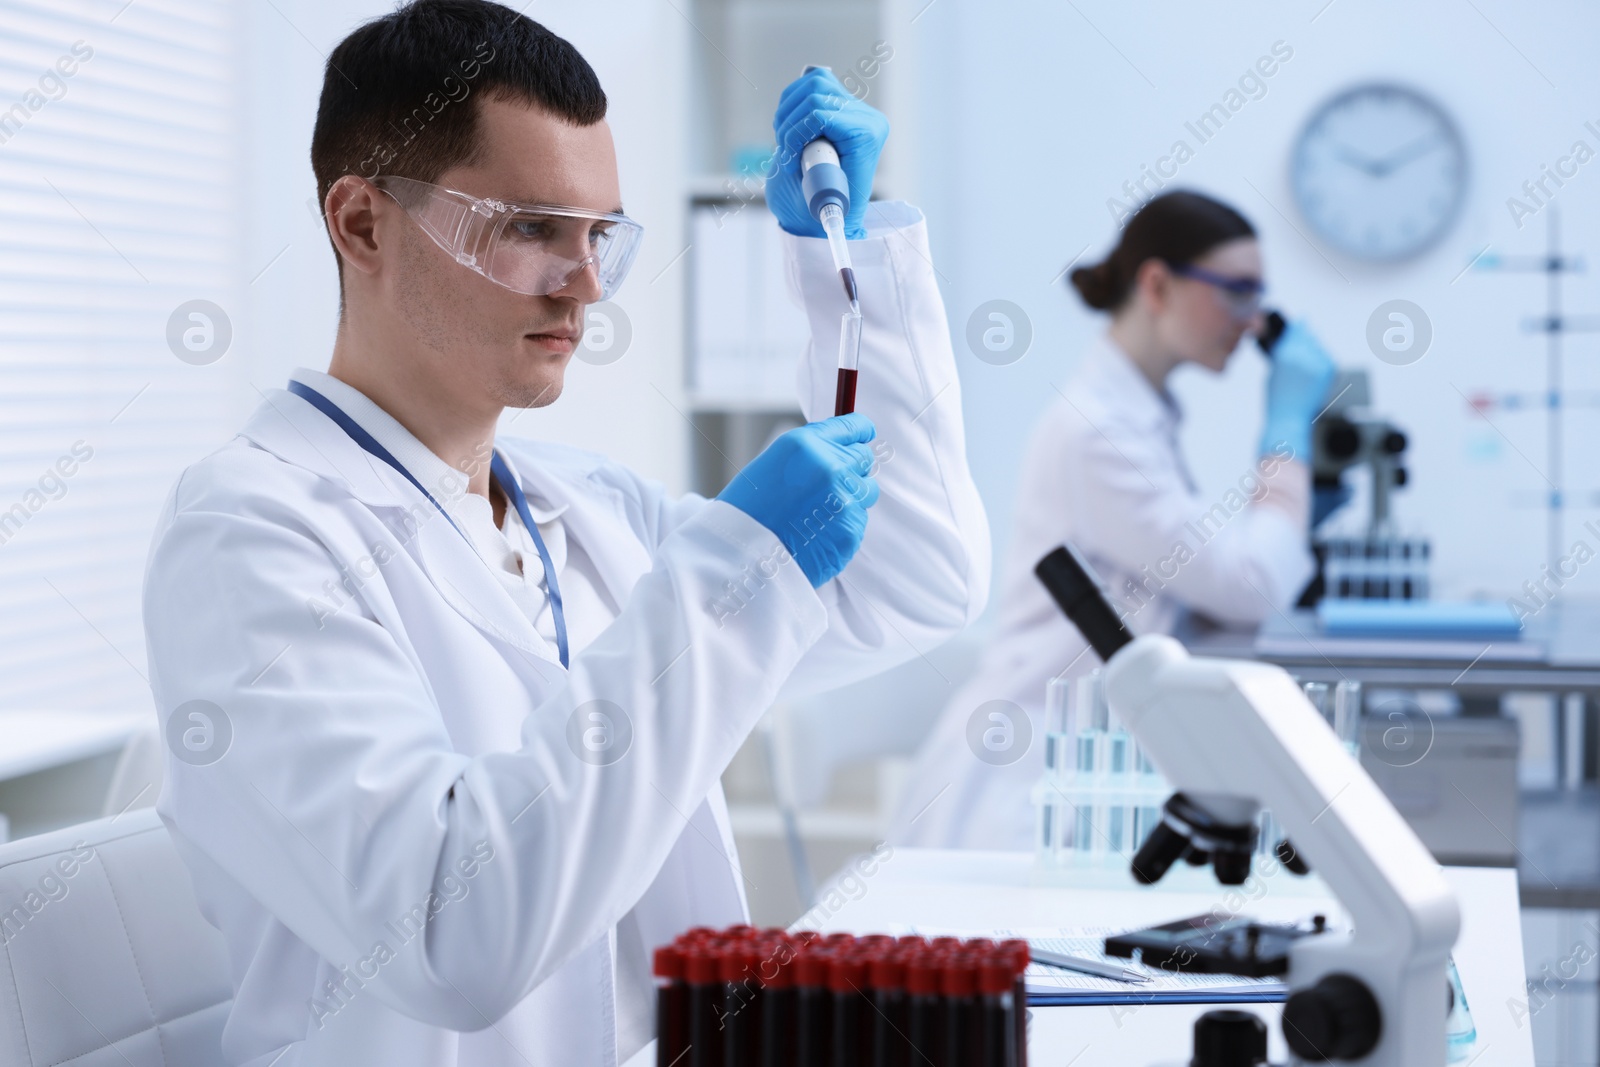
[311,0,607,263]
[1070,191,1256,311]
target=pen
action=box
[1030,946,1152,984]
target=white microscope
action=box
[1034,544,1460,1066]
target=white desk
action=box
[785,848,1532,1066]
[0,709,148,839]
[0,710,147,781]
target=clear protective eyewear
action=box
[372,174,644,300]
[1171,263,1266,320]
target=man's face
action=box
[389,94,621,410]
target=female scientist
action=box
[891,189,1336,850]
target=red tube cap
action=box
[794,948,833,989]
[979,955,1015,995]
[868,955,906,991]
[1000,938,1031,969]
[684,945,723,986]
[939,955,977,997]
[905,951,943,996]
[720,944,760,984]
[653,944,683,980]
[828,954,870,994]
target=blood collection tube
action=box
[940,952,979,1067]
[794,946,833,1067]
[686,943,727,1067]
[760,942,797,1067]
[655,945,689,1067]
[978,953,1018,1067]
[829,953,870,1067]
[1000,939,1031,1067]
[868,953,907,1067]
[723,943,763,1067]
[905,949,944,1067]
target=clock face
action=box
[1291,84,1468,261]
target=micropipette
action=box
[797,65,863,416]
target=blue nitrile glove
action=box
[1260,319,1337,461]
[766,67,890,240]
[717,414,882,587]
[1312,481,1354,529]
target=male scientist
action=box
[142,2,988,1065]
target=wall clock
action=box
[1291,84,1468,261]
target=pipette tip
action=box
[841,266,859,305]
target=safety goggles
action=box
[372,175,644,300]
[1171,263,1266,320]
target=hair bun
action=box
[1069,262,1118,311]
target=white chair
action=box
[101,724,163,819]
[0,807,230,1066]
[760,633,982,904]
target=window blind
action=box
[0,0,240,711]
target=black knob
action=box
[1275,838,1311,876]
[1191,1009,1269,1066]
[1131,820,1189,885]
[1382,429,1407,454]
[1211,846,1253,886]
[1323,420,1360,459]
[1282,973,1382,1061]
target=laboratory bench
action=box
[1183,600,1600,700]
[623,848,1533,1066]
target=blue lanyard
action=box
[287,380,570,669]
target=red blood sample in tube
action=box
[868,954,908,1067]
[685,944,727,1067]
[979,953,1018,1067]
[655,945,689,1067]
[905,950,944,1067]
[829,954,871,1067]
[794,947,834,1067]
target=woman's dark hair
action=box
[1069,191,1255,312]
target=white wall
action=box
[240,0,691,491]
[900,0,1600,605]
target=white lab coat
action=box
[889,331,1311,851]
[143,201,989,1067]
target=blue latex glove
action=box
[717,414,881,588]
[766,67,889,240]
[1312,481,1353,529]
[1261,320,1337,460]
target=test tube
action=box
[834,310,863,416]
[685,943,727,1067]
[904,950,943,1067]
[724,943,763,1067]
[1332,680,1363,754]
[1041,677,1073,860]
[939,953,977,1067]
[1302,681,1331,725]
[760,943,797,1067]
[829,953,870,1067]
[978,953,1017,1067]
[795,947,832,1067]
[868,953,907,1067]
[1075,671,1109,858]
[999,940,1030,1067]
[655,945,689,1067]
